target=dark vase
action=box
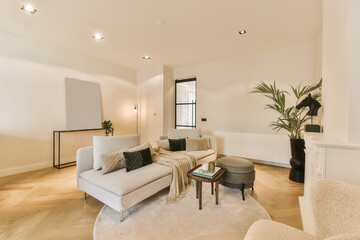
[289,138,305,183]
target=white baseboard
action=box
[250,158,291,168]
[0,161,53,177]
[218,154,291,168]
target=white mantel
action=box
[299,132,360,234]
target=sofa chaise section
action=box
[76,135,172,221]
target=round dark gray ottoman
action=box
[216,156,255,201]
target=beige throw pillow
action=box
[100,149,128,174]
[186,138,209,151]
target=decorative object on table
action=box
[216,156,255,201]
[296,93,322,132]
[93,185,271,240]
[102,120,114,136]
[202,163,209,171]
[208,161,216,173]
[251,79,322,183]
[187,165,226,210]
[64,78,102,130]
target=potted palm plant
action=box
[251,79,322,183]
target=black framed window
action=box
[175,78,196,129]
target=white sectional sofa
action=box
[76,130,216,221]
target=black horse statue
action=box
[296,93,321,133]
[296,93,321,116]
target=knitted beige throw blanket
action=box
[152,148,196,202]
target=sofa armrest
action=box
[76,146,94,186]
[310,179,360,238]
[201,135,217,156]
[244,220,318,240]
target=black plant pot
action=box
[289,139,305,183]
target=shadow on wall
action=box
[215,135,225,155]
[0,31,138,176]
[0,30,135,83]
[0,134,51,171]
[0,130,106,175]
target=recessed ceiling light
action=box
[92,33,104,41]
[239,30,247,35]
[21,4,37,14]
[143,55,151,60]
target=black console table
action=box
[53,128,103,169]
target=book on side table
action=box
[193,167,222,179]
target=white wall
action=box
[137,66,164,145]
[215,131,291,167]
[174,43,318,134]
[347,0,360,143]
[163,66,175,134]
[174,43,319,164]
[322,0,350,142]
[0,30,137,176]
[137,65,175,146]
[322,0,360,144]
[314,32,323,84]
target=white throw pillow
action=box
[129,142,155,155]
[167,128,201,139]
[93,135,140,170]
[156,139,170,150]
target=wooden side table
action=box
[187,165,226,210]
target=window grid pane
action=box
[175,79,196,129]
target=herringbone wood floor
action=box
[0,164,303,240]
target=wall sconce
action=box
[134,104,138,134]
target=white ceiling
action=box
[0,0,322,69]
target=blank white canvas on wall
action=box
[65,78,101,130]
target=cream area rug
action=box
[93,185,271,240]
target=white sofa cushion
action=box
[178,149,215,161]
[129,142,155,155]
[168,128,201,139]
[93,135,140,170]
[80,163,171,196]
[156,139,170,150]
